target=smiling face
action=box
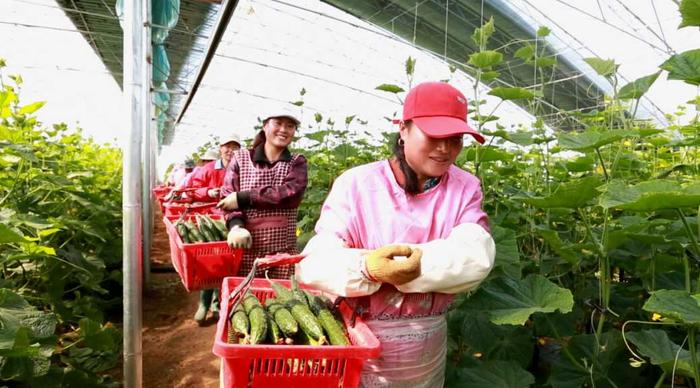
[263,117,297,148]
[219,141,240,166]
[399,121,463,180]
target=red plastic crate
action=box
[163,215,243,292]
[213,277,381,388]
[152,185,170,197]
[152,186,171,212]
[152,186,170,201]
[162,201,216,217]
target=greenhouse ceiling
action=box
[56,0,686,149]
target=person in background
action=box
[178,149,217,189]
[187,134,241,324]
[163,159,194,201]
[166,162,185,187]
[296,82,496,387]
[198,148,219,167]
[217,109,308,280]
[186,135,242,203]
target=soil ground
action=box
[142,205,220,388]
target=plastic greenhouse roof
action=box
[50,0,698,170]
[164,0,543,169]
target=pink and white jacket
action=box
[297,160,496,319]
[185,159,226,202]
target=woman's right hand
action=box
[364,245,422,285]
[227,225,252,249]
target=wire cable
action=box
[212,52,397,103]
[553,0,668,53]
[612,0,673,53]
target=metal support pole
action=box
[142,12,152,286]
[122,0,149,385]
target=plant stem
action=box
[595,147,610,181]
[677,209,700,292]
[653,371,666,388]
[689,327,700,386]
[650,250,656,291]
[579,208,610,338]
[685,254,692,294]
[678,208,700,262]
[545,316,586,371]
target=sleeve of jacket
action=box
[296,171,381,297]
[182,165,208,201]
[395,223,495,294]
[221,155,245,228]
[191,169,213,202]
[396,181,495,294]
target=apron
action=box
[235,149,298,279]
[360,315,447,388]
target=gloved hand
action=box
[207,188,220,199]
[227,225,252,249]
[164,189,184,201]
[364,245,422,285]
[217,192,239,210]
[163,189,176,201]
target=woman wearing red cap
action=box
[297,82,495,387]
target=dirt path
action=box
[143,207,219,388]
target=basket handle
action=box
[164,187,200,204]
[255,253,306,270]
[227,253,307,319]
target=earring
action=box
[398,138,405,146]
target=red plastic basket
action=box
[152,186,171,212]
[163,215,243,292]
[213,277,381,388]
[152,185,170,199]
[162,201,216,217]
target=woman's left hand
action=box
[227,225,252,248]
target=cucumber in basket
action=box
[227,280,350,346]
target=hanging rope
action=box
[611,0,673,53]
[412,0,419,46]
[443,0,449,61]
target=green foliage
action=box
[679,0,700,28]
[617,71,660,100]
[374,84,404,94]
[584,57,618,78]
[643,290,700,324]
[661,49,700,85]
[548,331,630,387]
[487,87,535,101]
[464,275,574,325]
[471,17,495,48]
[0,64,121,385]
[599,180,700,211]
[453,360,534,388]
[627,329,697,376]
[516,176,604,209]
[298,13,698,387]
[557,128,637,151]
[468,51,503,69]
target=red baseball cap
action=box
[401,82,485,144]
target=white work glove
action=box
[207,188,220,199]
[217,192,239,210]
[227,225,252,249]
[163,189,176,201]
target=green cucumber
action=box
[242,293,268,345]
[265,298,298,337]
[306,292,349,346]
